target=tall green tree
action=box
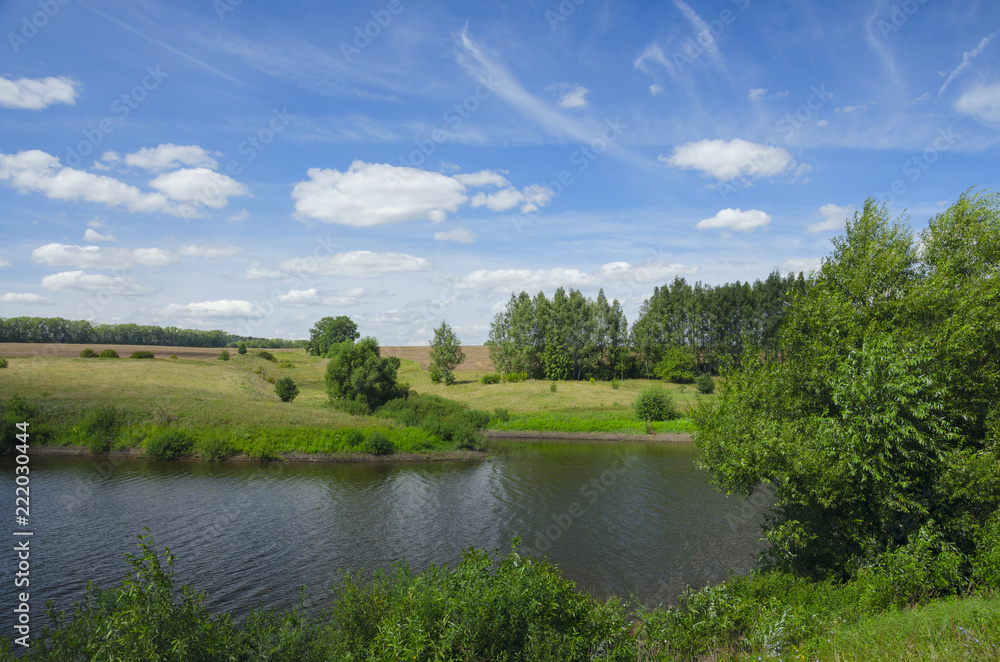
[325,338,405,412]
[694,193,1000,578]
[308,316,360,356]
[429,322,465,385]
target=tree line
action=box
[486,271,806,380]
[0,317,306,349]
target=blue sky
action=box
[1,0,998,345]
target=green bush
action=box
[219,350,230,361]
[78,403,124,452]
[343,428,365,448]
[329,399,371,417]
[257,350,277,362]
[972,510,1000,590]
[169,355,178,360]
[275,377,299,402]
[0,394,35,455]
[145,429,195,460]
[654,345,698,383]
[279,360,295,368]
[480,373,501,385]
[363,430,394,456]
[197,434,236,461]
[503,372,528,383]
[549,381,557,392]
[129,351,155,359]
[610,377,620,390]
[80,348,97,358]
[492,407,510,423]
[633,385,680,421]
[0,357,6,369]
[695,373,715,394]
[237,341,247,355]
[99,349,120,359]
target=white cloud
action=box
[634,43,670,75]
[277,288,319,305]
[452,261,696,293]
[0,149,197,216]
[40,270,145,294]
[672,0,725,70]
[834,104,867,113]
[781,257,822,274]
[773,90,790,98]
[955,83,1000,122]
[227,209,250,223]
[163,300,261,317]
[696,208,771,233]
[556,85,588,109]
[124,144,220,171]
[178,244,242,258]
[0,76,79,110]
[434,227,476,244]
[598,261,695,284]
[149,168,249,209]
[939,30,999,97]
[31,243,176,269]
[661,139,797,182]
[83,228,114,242]
[292,161,551,226]
[279,250,432,278]
[0,258,10,267]
[816,119,829,127]
[245,261,282,281]
[469,184,553,213]
[748,88,767,100]
[0,150,245,217]
[293,161,467,226]
[87,218,107,228]
[0,292,52,304]
[649,84,665,96]
[808,203,854,233]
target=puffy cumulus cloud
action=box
[31,243,176,269]
[0,75,79,110]
[661,139,798,182]
[470,184,552,213]
[245,261,282,281]
[83,228,114,242]
[292,161,553,226]
[123,144,220,171]
[453,261,698,293]
[163,299,260,317]
[276,288,319,305]
[293,161,467,226]
[279,250,432,278]
[40,270,146,294]
[696,208,771,233]
[955,83,1000,122]
[149,168,249,209]
[434,227,475,244]
[0,292,52,304]
[808,203,854,233]
[548,84,588,109]
[597,260,696,284]
[178,244,242,258]
[0,150,245,217]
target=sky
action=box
[1,0,998,345]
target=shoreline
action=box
[25,430,694,463]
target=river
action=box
[0,440,769,628]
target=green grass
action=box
[490,410,696,434]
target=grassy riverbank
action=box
[0,344,701,460]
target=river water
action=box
[1,440,769,626]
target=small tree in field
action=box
[325,337,405,412]
[275,377,299,402]
[429,322,465,385]
[237,342,247,355]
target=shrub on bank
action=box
[99,349,120,359]
[80,348,97,358]
[257,350,277,362]
[376,392,489,448]
[145,429,195,460]
[130,351,155,359]
[0,394,35,455]
[633,385,680,421]
[197,433,237,461]
[219,350,230,361]
[363,430,393,456]
[78,402,124,452]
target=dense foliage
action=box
[145,429,195,460]
[633,385,681,422]
[0,318,305,348]
[325,338,406,413]
[695,191,1000,579]
[274,377,299,402]
[429,321,465,385]
[129,350,155,359]
[307,315,360,356]
[98,349,119,359]
[376,392,489,449]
